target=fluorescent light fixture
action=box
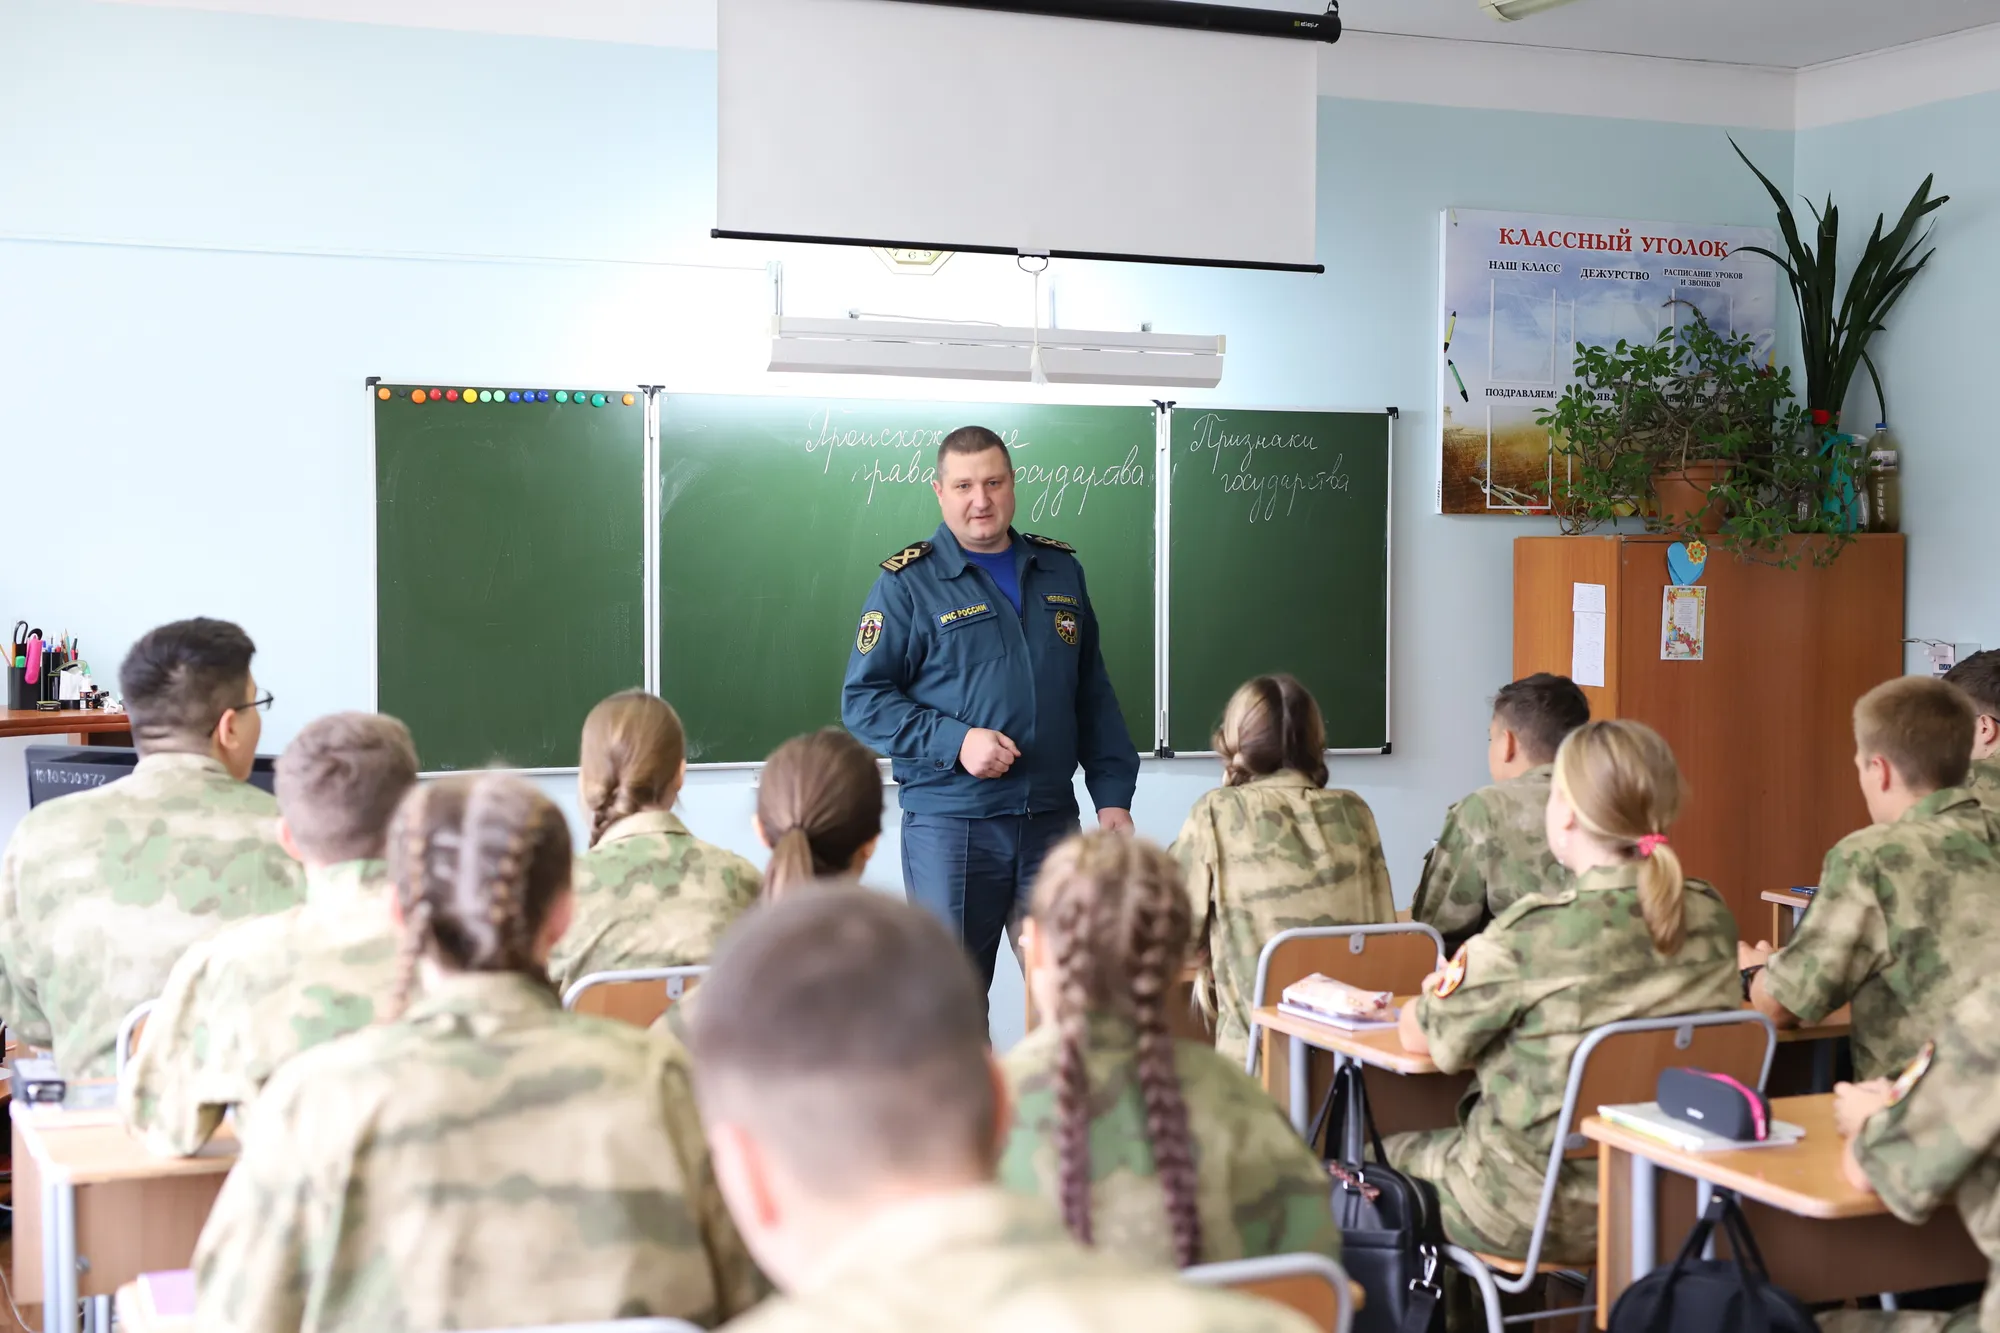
[1479,0,1583,19]
[769,317,1226,388]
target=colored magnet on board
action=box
[412,389,427,404]
[445,389,460,402]
[622,393,636,406]
[591,393,606,407]
[478,390,491,403]
[376,387,391,400]
[507,391,521,403]
[430,389,443,401]
[537,390,551,403]
[554,391,568,403]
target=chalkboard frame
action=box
[1158,403,1395,759]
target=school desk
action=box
[11,1089,237,1333]
[1250,1002,1471,1142]
[1760,888,1815,947]
[1583,1093,1985,1327]
[0,710,132,744]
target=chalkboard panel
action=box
[376,387,645,771]
[1167,407,1391,753]
[658,395,1156,763]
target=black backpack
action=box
[1607,1194,1816,1333]
[1309,1061,1449,1333]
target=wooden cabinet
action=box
[1512,535,1906,938]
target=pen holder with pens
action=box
[6,661,32,711]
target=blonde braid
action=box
[390,785,435,1019]
[1128,854,1202,1267]
[1051,886,1099,1248]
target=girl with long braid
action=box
[753,727,884,898]
[1172,674,1395,1064]
[194,773,762,1333]
[549,690,761,990]
[997,831,1340,1269]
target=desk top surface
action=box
[1252,1001,1438,1075]
[1777,1005,1852,1043]
[15,1095,237,1184]
[1761,888,1816,908]
[0,709,133,739]
[1582,1094,1874,1220]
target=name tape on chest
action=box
[1043,593,1080,607]
[937,603,992,628]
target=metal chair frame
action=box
[1184,1251,1356,1333]
[560,965,709,1013]
[1243,922,1448,1077]
[114,998,157,1081]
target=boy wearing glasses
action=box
[0,618,303,1078]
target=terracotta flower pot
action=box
[1652,460,1730,534]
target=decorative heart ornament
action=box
[1667,540,1708,586]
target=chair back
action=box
[1245,924,1445,1074]
[1184,1253,1354,1333]
[115,999,157,1081]
[562,967,707,1028]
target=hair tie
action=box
[1637,833,1670,858]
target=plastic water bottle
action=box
[1865,423,1900,533]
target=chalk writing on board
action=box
[1184,411,1351,522]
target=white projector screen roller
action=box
[717,0,1320,270]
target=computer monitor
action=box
[25,745,278,809]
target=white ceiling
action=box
[1331,0,2000,69]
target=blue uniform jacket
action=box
[841,523,1140,819]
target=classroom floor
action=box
[0,1231,30,1333]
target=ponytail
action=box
[757,730,883,898]
[1552,720,1690,957]
[764,826,820,900]
[1637,841,1687,955]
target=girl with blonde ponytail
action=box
[1386,718,1741,1267]
[997,830,1340,1270]
[194,773,761,1333]
[548,690,761,990]
[753,728,883,898]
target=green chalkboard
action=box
[658,395,1156,764]
[1167,407,1391,754]
[376,386,645,771]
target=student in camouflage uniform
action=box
[687,890,1321,1333]
[549,691,761,990]
[1824,971,2000,1333]
[1004,831,1339,1269]
[1746,677,2000,1080]
[1390,720,1740,1263]
[1171,674,1394,1064]
[120,712,418,1155]
[194,773,760,1332]
[1945,650,2000,814]
[1411,673,1591,954]
[0,618,302,1079]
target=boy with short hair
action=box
[1745,676,2000,1080]
[120,712,418,1155]
[1412,673,1591,951]
[1945,649,2000,813]
[688,892,1319,1333]
[0,618,303,1078]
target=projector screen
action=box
[716,0,1320,271]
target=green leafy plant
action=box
[1731,138,1947,422]
[1535,305,1861,567]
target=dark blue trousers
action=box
[900,809,1080,1002]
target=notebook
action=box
[1277,1001,1401,1032]
[1597,1101,1805,1154]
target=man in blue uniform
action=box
[842,426,1139,999]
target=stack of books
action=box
[1277,974,1398,1031]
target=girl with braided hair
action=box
[1172,673,1395,1065]
[753,727,883,898]
[997,830,1340,1270]
[194,773,762,1333]
[548,690,761,991]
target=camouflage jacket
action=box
[1172,771,1395,1064]
[193,970,762,1332]
[722,1186,1321,1333]
[548,811,761,992]
[119,859,400,1156]
[1395,864,1741,1261]
[1968,756,2000,817]
[1849,971,2000,1333]
[0,752,304,1078]
[1410,766,1568,955]
[999,1013,1338,1268]
[1763,788,2000,1080]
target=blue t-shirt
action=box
[963,547,1022,615]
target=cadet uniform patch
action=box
[1022,533,1075,553]
[1053,609,1079,645]
[1434,944,1469,998]
[855,611,884,655]
[1887,1040,1934,1107]
[1043,593,1080,607]
[880,541,933,573]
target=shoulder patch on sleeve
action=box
[1434,944,1469,998]
[1888,1040,1934,1107]
[880,541,933,573]
[1022,532,1075,553]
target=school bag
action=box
[1606,1194,1816,1333]
[1309,1061,1448,1333]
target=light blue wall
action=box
[1797,91,2000,668]
[0,0,1793,1045]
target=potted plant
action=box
[1535,305,1861,567]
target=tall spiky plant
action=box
[1730,138,1947,424]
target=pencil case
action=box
[1657,1067,1769,1142]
